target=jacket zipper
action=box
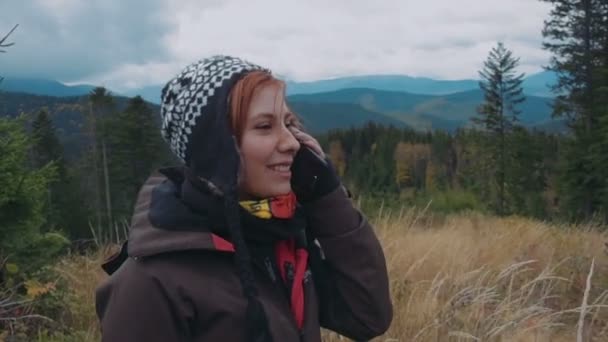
[264,257,277,283]
[285,262,295,298]
[255,257,304,341]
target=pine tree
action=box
[541,0,608,219]
[30,109,65,230]
[29,109,90,237]
[453,129,491,202]
[472,42,526,215]
[106,96,166,221]
[0,116,68,274]
[508,127,548,218]
[89,87,116,233]
[31,110,63,169]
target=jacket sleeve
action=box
[304,186,393,341]
[95,258,190,342]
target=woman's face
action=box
[238,83,300,199]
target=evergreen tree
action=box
[430,131,456,190]
[30,109,65,230]
[30,109,90,237]
[0,116,68,275]
[107,96,166,221]
[508,127,548,218]
[541,0,608,220]
[472,42,526,215]
[88,87,116,232]
[31,109,64,170]
[453,129,490,197]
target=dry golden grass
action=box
[325,209,608,341]
[41,246,117,341]
[54,209,608,342]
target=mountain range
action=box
[1,71,557,103]
[0,71,564,138]
[0,78,96,97]
[288,87,556,132]
[286,71,557,98]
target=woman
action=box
[95,55,392,342]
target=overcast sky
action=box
[1,0,552,91]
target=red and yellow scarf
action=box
[239,192,308,330]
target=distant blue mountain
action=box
[285,71,557,97]
[122,71,558,105]
[285,75,480,96]
[0,78,96,97]
[522,71,558,97]
[289,88,555,131]
[3,70,558,104]
[287,101,409,133]
[1,71,560,133]
[0,90,409,142]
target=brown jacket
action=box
[95,170,392,341]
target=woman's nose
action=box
[279,125,300,152]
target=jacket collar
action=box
[126,167,305,258]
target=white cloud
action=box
[0,0,172,82]
[159,0,554,82]
[1,0,553,91]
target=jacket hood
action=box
[127,167,235,258]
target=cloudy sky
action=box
[1,0,552,92]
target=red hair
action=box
[229,71,299,144]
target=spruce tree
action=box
[0,116,68,274]
[30,109,65,230]
[30,109,90,237]
[107,96,166,221]
[541,0,608,219]
[88,87,116,232]
[472,42,526,215]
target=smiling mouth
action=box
[268,165,291,172]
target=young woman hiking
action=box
[95,55,392,342]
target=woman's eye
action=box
[256,124,271,130]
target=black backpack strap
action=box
[101,240,129,275]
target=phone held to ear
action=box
[290,146,334,202]
[298,146,327,166]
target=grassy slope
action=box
[44,208,608,341]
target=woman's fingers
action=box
[290,128,325,158]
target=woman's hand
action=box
[288,127,341,203]
[289,127,326,159]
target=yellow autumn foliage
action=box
[25,279,56,299]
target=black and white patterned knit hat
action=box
[160,55,269,164]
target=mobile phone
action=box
[290,146,328,200]
[297,145,327,166]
